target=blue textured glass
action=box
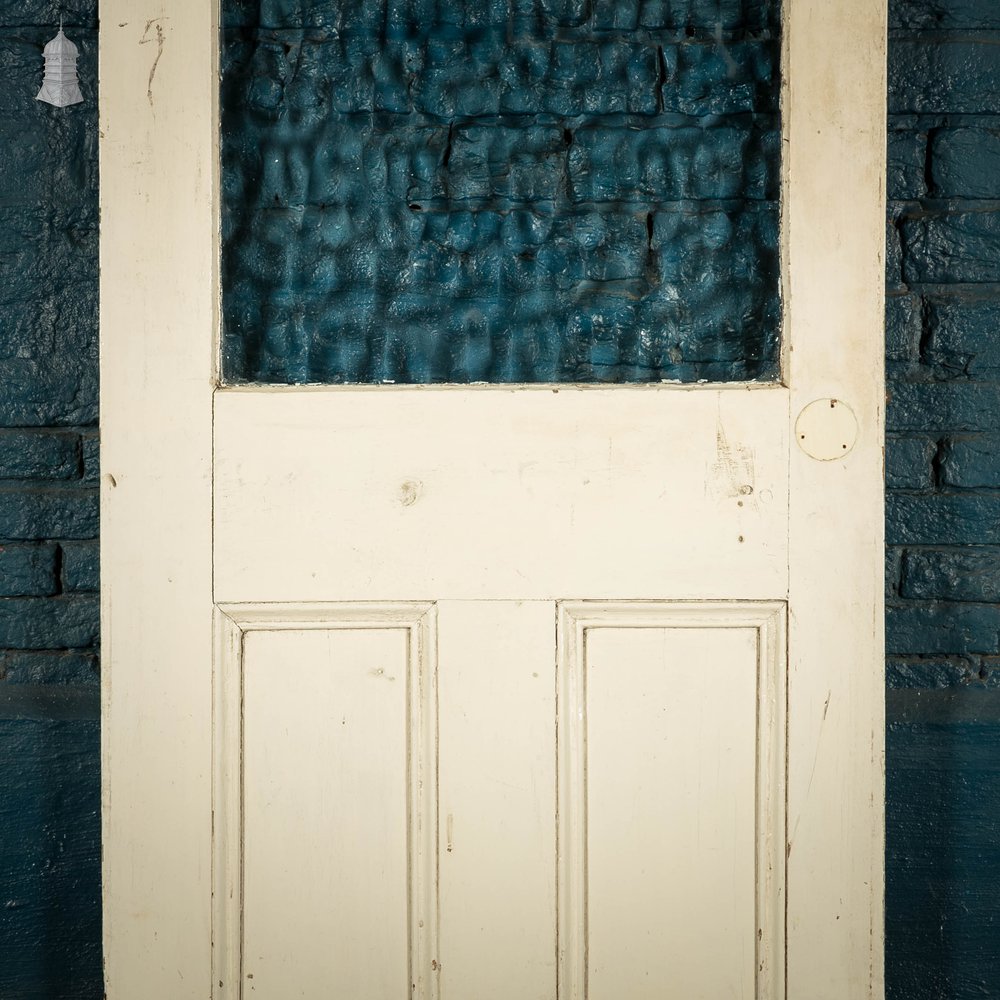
[221,1,781,384]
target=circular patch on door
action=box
[795,398,859,461]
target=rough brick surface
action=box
[901,548,1000,602]
[887,602,1000,656]
[930,128,1000,199]
[0,544,58,597]
[923,295,1000,377]
[886,11,1000,995]
[939,435,1000,487]
[888,380,1000,432]
[0,487,99,541]
[0,431,79,480]
[889,39,1000,114]
[886,657,988,688]
[888,494,1000,546]
[901,211,1000,284]
[0,3,100,994]
[60,541,99,593]
[885,435,936,490]
[0,719,101,998]
[220,0,781,384]
[0,0,99,665]
[0,650,96,685]
[885,294,921,366]
[886,715,1000,1000]
[887,129,927,201]
[890,0,1000,29]
[0,596,99,651]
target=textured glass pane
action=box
[221,1,781,384]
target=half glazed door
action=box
[100,2,886,999]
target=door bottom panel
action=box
[213,601,786,1000]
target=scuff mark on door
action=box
[708,420,757,502]
[139,18,167,107]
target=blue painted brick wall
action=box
[220,0,782,385]
[887,0,1000,995]
[0,2,101,997]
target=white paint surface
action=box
[585,626,758,1000]
[241,628,410,997]
[213,387,788,603]
[437,601,557,1000]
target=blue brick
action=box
[924,297,1000,377]
[940,435,1000,488]
[220,13,781,385]
[0,717,101,998]
[890,0,1000,29]
[887,493,1000,545]
[0,126,48,207]
[888,382,1000,433]
[0,650,96,684]
[887,129,927,201]
[60,541,98,593]
[886,435,936,490]
[889,39,1000,115]
[0,595,98,650]
[80,433,98,485]
[886,218,904,290]
[930,128,1000,199]
[660,40,779,117]
[901,211,1000,285]
[886,714,1000,1000]
[0,431,79,480]
[0,3,97,27]
[0,488,98,540]
[885,657,980,688]
[887,547,903,597]
[886,294,921,364]
[0,544,57,597]
[901,547,1000,602]
[0,359,98,427]
[887,602,1000,655]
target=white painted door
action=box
[100,3,887,1000]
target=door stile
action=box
[100,2,220,997]
[782,1,887,996]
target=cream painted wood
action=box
[215,601,785,1000]
[100,2,217,997]
[557,603,786,1000]
[214,604,438,1000]
[214,386,788,602]
[242,628,409,995]
[783,2,887,996]
[101,2,886,999]
[437,601,557,1000]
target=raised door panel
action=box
[558,603,786,1000]
[214,606,438,999]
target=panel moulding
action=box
[211,602,439,1000]
[555,600,787,1000]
